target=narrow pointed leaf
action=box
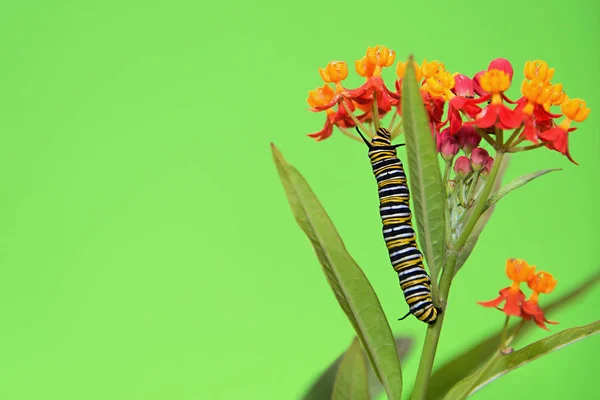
[400,56,446,279]
[272,144,402,400]
[302,337,413,400]
[483,168,561,213]
[454,156,510,275]
[443,320,600,399]
[332,338,370,400]
[424,269,600,399]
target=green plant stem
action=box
[372,93,381,131]
[338,127,365,143]
[387,111,398,132]
[341,101,373,138]
[410,151,506,400]
[503,126,523,150]
[443,160,452,197]
[498,316,511,350]
[465,171,481,206]
[474,128,497,148]
[508,142,548,152]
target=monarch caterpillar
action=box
[356,126,440,325]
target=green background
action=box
[0,1,597,399]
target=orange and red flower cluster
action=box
[307,45,590,164]
[478,258,558,330]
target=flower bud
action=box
[454,156,472,179]
[452,73,475,98]
[455,125,481,155]
[440,136,459,161]
[506,258,536,283]
[473,71,487,96]
[481,156,494,177]
[470,147,490,172]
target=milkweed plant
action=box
[271,45,598,400]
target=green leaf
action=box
[424,269,600,399]
[454,155,511,275]
[302,337,413,400]
[272,144,403,400]
[443,320,600,399]
[400,56,446,281]
[332,338,370,400]
[483,168,561,213]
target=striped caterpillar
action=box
[356,126,440,324]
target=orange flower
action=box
[523,60,555,83]
[306,84,356,141]
[522,272,559,331]
[538,96,590,164]
[344,45,399,114]
[421,59,445,79]
[478,259,535,316]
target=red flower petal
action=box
[307,119,334,141]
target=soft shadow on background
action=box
[0,1,597,399]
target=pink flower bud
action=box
[454,156,472,179]
[436,128,450,153]
[471,148,490,171]
[441,136,459,161]
[455,125,482,155]
[488,58,514,81]
[452,74,475,98]
[481,155,494,176]
[473,71,487,97]
[437,128,459,161]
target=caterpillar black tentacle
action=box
[358,126,440,325]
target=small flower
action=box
[454,156,472,179]
[437,128,459,161]
[514,78,559,143]
[366,45,396,71]
[343,45,399,113]
[481,155,494,176]
[421,59,445,79]
[422,70,455,101]
[307,83,333,106]
[455,125,482,155]
[452,74,475,98]
[523,60,555,83]
[478,259,536,317]
[307,84,355,141]
[472,70,487,97]
[538,96,590,164]
[470,147,490,171]
[542,83,566,111]
[319,61,349,84]
[522,272,559,331]
[521,79,552,115]
[472,67,521,129]
[356,56,376,79]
